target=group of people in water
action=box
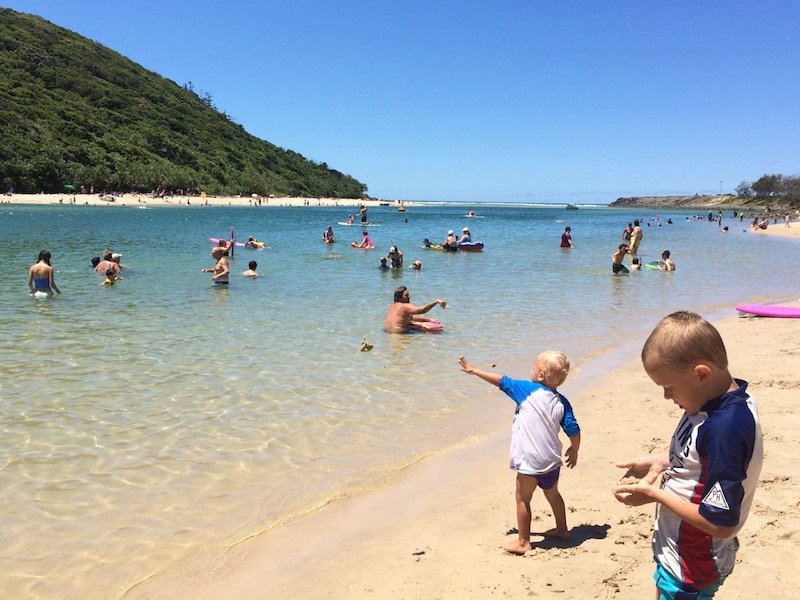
[28,248,130,297]
[610,218,676,274]
[202,237,265,284]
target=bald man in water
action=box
[383,286,446,333]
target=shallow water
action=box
[1,203,797,598]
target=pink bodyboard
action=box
[736,304,800,318]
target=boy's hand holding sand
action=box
[614,455,666,505]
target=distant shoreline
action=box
[611,193,798,212]
[3,193,797,215]
[0,193,413,209]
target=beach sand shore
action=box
[0,192,409,209]
[748,219,800,240]
[127,302,800,599]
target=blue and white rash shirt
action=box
[499,376,580,476]
[654,379,763,588]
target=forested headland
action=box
[0,9,368,198]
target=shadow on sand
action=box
[505,523,611,550]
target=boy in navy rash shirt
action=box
[615,311,763,600]
[459,351,581,555]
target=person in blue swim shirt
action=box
[458,351,581,555]
[614,311,763,600]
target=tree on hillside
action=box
[783,175,800,207]
[735,181,752,198]
[751,174,784,197]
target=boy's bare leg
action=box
[504,473,537,555]
[541,485,570,538]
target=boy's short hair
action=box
[537,350,570,387]
[248,260,257,270]
[632,257,641,264]
[642,311,728,371]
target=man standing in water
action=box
[630,220,643,255]
[202,247,230,285]
[612,243,631,274]
[383,286,446,333]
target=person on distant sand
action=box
[612,244,631,274]
[458,352,580,555]
[560,226,573,248]
[383,286,446,333]
[28,250,61,296]
[242,260,259,277]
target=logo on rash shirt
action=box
[702,481,730,510]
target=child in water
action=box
[242,261,259,277]
[101,269,117,286]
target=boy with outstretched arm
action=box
[458,352,581,555]
[614,311,763,599]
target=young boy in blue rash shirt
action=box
[458,352,581,555]
[614,311,763,600]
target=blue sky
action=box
[4,1,799,203]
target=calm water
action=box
[1,203,797,598]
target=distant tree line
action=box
[735,174,800,207]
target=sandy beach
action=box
[125,298,800,599]
[0,192,407,209]
[748,217,800,240]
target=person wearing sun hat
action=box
[458,227,472,243]
[388,245,403,269]
[442,229,458,252]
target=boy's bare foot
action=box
[502,540,532,555]
[539,527,571,539]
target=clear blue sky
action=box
[4,1,799,203]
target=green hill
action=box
[0,8,368,197]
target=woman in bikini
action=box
[28,250,61,296]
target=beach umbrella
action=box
[64,184,76,192]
